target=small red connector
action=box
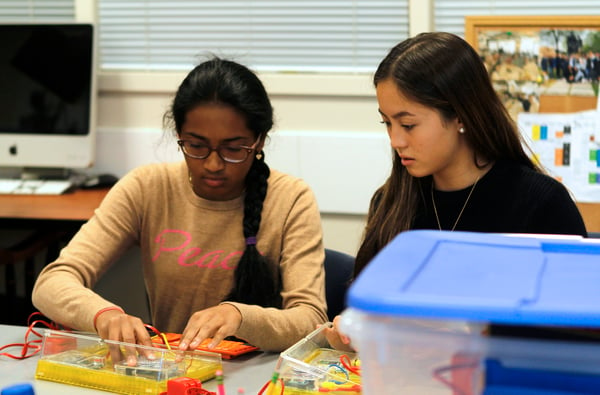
[160,377,216,395]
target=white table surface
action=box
[0,324,279,394]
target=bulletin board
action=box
[518,111,600,231]
[465,15,600,115]
[466,15,600,232]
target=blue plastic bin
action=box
[341,230,600,395]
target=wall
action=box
[0,0,426,318]
[81,0,435,253]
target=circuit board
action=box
[35,330,222,395]
[274,348,362,394]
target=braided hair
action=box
[227,152,282,307]
[164,56,281,308]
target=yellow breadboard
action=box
[35,330,222,395]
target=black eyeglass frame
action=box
[176,138,260,164]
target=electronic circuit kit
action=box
[34,330,222,395]
[266,325,361,394]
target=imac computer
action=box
[0,23,96,186]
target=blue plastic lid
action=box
[347,230,600,327]
[1,383,35,395]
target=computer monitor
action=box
[0,23,96,178]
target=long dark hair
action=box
[164,57,281,308]
[354,32,541,276]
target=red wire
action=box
[0,312,63,359]
[339,354,361,376]
[144,323,163,337]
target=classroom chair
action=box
[0,230,66,325]
[324,248,355,321]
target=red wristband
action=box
[93,306,125,332]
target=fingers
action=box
[118,318,142,366]
[181,320,214,350]
[179,304,242,351]
[206,326,229,349]
[134,324,156,360]
[324,315,355,352]
[96,310,151,366]
[332,315,351,345]
[179,314,219,350]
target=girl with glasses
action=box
[33,57,327,353]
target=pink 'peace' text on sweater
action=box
[153,228,242,269]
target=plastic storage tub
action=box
[341,230,600,395]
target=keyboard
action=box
[0,179,75,195]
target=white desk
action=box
[0,324,279,394]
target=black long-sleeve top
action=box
[413,160,587,237]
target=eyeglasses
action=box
[177,138,259,163]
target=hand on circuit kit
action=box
[323,315,355,352]
[95,309,155,366]
[178,303,242,351]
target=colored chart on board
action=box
[518,111,600,202]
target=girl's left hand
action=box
[178,303,242,351]
[323,315,355,352]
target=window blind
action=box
[0,0,75,22]
[434,0,600,37]
[98,0,409,73]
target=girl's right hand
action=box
[95,308,154,366]
[323,315,355,352]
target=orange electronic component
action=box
[152,334,259,359]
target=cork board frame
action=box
[464,15,600,115]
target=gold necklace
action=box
[431,177,480,231]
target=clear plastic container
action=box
[270,324,362,394]
[342,230,600,395]
[35,330,222,395]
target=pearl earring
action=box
[459,127,465,134]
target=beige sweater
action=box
[32,161,327,351]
